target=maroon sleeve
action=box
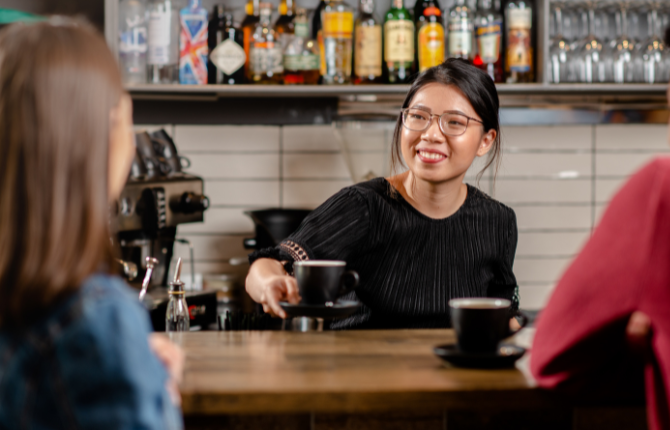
[530,158,670,392]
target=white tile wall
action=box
[503,126,592,151]
[493,180,591,204]
[513,258,572,284]
[282,180,352,209]
[283,153,350,179]
[205,180,280,207]
[499,153,592,178]
[596,153,660,177]
[164,123,670,311]
[595,125,668,150]
[512,206,591,231]
[175,125,280,152]
[517,231,589,257]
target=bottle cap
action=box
[213,4,225,17]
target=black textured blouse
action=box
[249,178,519,330]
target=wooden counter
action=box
[177,329,646,430]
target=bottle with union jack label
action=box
[179,0,209,84]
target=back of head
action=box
[0,18,123,329]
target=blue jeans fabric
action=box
[0,274,183,430]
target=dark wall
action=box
[1,0,104,30]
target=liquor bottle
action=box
[250,3,284,84]
[208,6,246,84]
[321,0,355,84]
[447,0,474,60]
[353,0,382,83]
[504,0,534,83]
[275,0,296,50]
[416,0,445,72]
[119,0,148,85]
[283,8,321,84]
[179,0,208,84]
[147,0,179,84]
[241,0,261,80]
[474,0,503,81]
[384,0,415,83]
[311,0,327,79]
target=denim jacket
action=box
[0,274,183,430]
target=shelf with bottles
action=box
[108,0,670,98]
[109,0,535,86]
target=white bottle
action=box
[119,0,148,85]
[147,0,181,83]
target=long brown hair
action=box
[390,58,502,188]
[0,19,123,329]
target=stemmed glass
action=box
[609,1,637,83]
[549,1,572,83]
[571,0,607,82]
[634,1,668,84]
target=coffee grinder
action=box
[114,130,217,330]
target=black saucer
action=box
[433,343,526,369]
[279,300,361,319]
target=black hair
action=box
[665,25,670,46]
[390,58,502,187]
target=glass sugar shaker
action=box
[166,258,190,332]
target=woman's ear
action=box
[476,129,496,157]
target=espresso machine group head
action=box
[114,129,209,288]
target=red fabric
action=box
[531,158,670,430]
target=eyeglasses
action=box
[401,108,484,136]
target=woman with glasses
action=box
[246,58,518,329]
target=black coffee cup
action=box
[294,261,359,305]
[449,298,528,354]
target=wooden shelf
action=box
[127,83,669,109]
[127,83,666,97]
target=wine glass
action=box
[634,2,668,83]
[571,0,608,82]
[549,1,572,83]
[609,0,637,83]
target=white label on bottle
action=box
[508,8,531,29]
[448,20,472,57]
[148,9,172,64]
[210,39,246,75]
[250,45,284,74]
[119,27,147,54]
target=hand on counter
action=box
[149,334,185,406]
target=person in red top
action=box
[531,29,670,430]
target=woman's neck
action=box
[388,172,468,219]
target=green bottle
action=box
[384,0,415,83]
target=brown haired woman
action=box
[0,19,183,429]
[246,59,520,329]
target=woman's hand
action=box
[259,274,300,318]
[149,334,185,406]
[625,311,652,357]
[246,258,301,318]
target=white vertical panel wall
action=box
[133,123,670,310]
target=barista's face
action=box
[108,94,135,202]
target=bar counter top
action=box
[177,328,554,415]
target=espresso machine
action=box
[114,130,217,330]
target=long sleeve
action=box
[531,159,670,429]
[57,281,182,430]
[249,186,371,267]
[487,207,519,313]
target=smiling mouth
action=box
[417,150,447,161]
